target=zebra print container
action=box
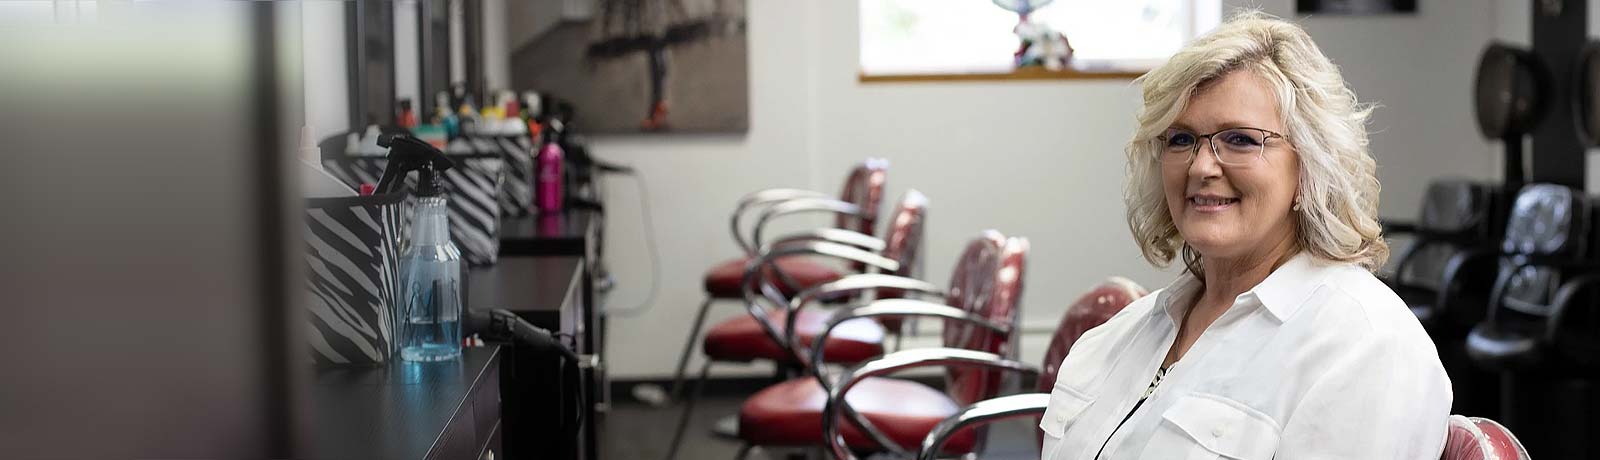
[470,134,535,218]
[303,192,407,365]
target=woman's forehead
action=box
[1172,70,1283,132]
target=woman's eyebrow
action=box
[1170,120,1275,132]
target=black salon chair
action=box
[1383,179,1507,417]
[1385,179,1506,326]
[1466,183,1600,458]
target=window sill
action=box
[858,66,1146,84]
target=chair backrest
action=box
[942,232,1019,406]
[877,189,929,298]
[1493,184,1594,318]
[1397,180,1504,291]
[836,158,889,236]
[1440,415,1530,460]
[1037,277,1149,393]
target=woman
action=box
[1040,12,1451,460]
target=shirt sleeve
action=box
[1275,327,1453,459]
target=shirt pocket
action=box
[1040,384,1094,460]
[1039,383,1094,438]
[1158,393,1281,460]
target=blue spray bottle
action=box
[375,134,463,362]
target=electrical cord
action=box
[464,308,586,431]
[602,170,662,318]
[464,308,579,361]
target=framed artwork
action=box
[1297,0,1417,15]
[510,0,748,134]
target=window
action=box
[859,0,1221,78]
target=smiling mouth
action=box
[1188,196,1240,210]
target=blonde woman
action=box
[1040,12,1450,459]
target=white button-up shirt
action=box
[1040,253,1451,459]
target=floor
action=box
[599,390,1042,460]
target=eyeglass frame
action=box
[1153,127,1289,166]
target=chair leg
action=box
[670,296,715,402]
[664,361,713,460]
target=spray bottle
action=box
[376,134,463,362]
[536,119,565,212]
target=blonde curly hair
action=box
[1125,10,1387,274]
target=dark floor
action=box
[599,392,1041,460]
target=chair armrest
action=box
[748,239,902,295]
[918,393,1051,460]
[822,348,1040,460]
[1388,238,1435,284]
[1434,247,1499,313]
[1546,273,1600,342]
[735,241,904,362]
[730,188,831,255]
[769,228,887,252]
[751,198,864,254]
[806,299,1008,381]
[789,273,945,322]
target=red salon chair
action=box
[911,277,1148,460]
[664,190,930,459]
[669,159,889,401]
[769,235,1031,460]
[1441,415,1530,460]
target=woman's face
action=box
[1161,70,1300,263]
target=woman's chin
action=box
[1180,231,1248,257]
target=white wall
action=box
[482,0,510,91]
[395,0,421,111]
[449,0,466,86]
[588,0,1505,379]
[301,1,347,141]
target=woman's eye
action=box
[1221,131,1263,146]
[1164,131,1196,147]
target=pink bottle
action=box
[535,130,565,212]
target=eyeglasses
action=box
[1154,127,1287,166]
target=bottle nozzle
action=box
[374,134,455,195]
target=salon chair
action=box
[663,190,930,460]
[1466,183,1600,458]
[911,277,1147,460]
[757,234,1024,460]
[669,159,890,402]
[1384,179,1507,417]
[1441,415,1531,460]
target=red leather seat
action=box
[738,377,977,453]
[702,256,845,299]
[702,308,884,364]
[1441,415,1528,460]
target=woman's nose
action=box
[1187,141,1224,179]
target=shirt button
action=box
[1055,414,1066,424]
[1212,426,1226,438]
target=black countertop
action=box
[297,346,502,460]
[499,211,595,256]
[466,256,582,314]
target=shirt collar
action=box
[1152,251,1332,323]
